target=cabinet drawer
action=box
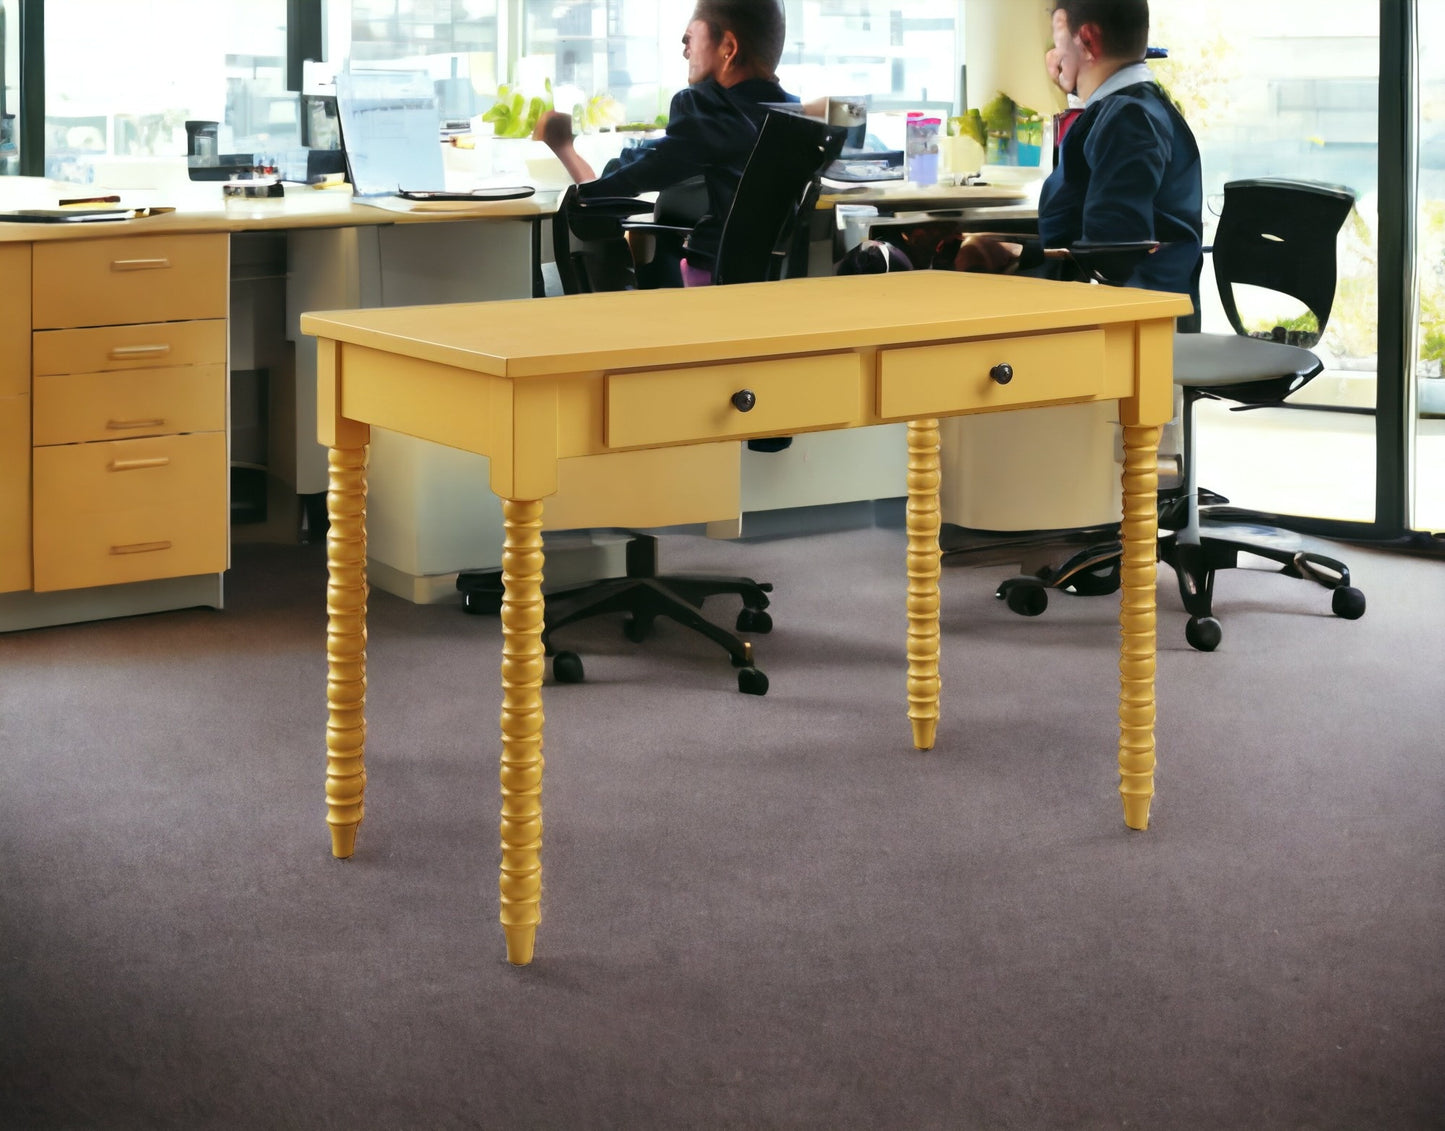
[32,233,228,329]
[0,244,30,397]
[606,353,861,449]
[32,432,227,592]
[33,319,226,378]
[878,329,1106,420]
[34,363,226,445]
[0,394,31,594]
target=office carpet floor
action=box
[2,525,1442,1130]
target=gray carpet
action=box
[2,526,1442,1129]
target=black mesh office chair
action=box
[457,109,848,693]
[995,177,1365,651]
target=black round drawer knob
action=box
[731,389,757,412]
[990,363,1014,385]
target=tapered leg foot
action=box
[1122,794,1152,832]
[329,824,359,859]
[906,419,942,751]
[504,926,537,967]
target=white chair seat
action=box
[1173,331,1320,388]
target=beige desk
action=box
[0,182,553,629]
[301,270,1191,967]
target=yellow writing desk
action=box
[300,270,1191,966]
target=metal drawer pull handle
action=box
[108,456,171,472]
[106,418,167,431]
[989,363,1014,385]
[111,258,172,271]
[731,389,757,412]
[109,344,172,359]
[110,541,173,556]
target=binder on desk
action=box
[0,208,134,223]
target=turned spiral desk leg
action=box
[499,499,547,965]
[906,419,943,751]
[1118,423,1162,830]
[325,445,369,858]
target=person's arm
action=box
[532,111,597,183]
[534,89,709,196]
[1077,96,1172,247]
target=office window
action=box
[43,0,292,183]
[511,1,961,123]
[346,1,501,122]
[777,1,961,109]
[1152,0,1380,523]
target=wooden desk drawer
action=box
[0,394,32,594]
[0,245,30,398]
[34,364,226,445]
[33,319,227,378]
[32,432,227,592]
[606,353,861,449]
[32,234,228,330]
[878,329,1105,419]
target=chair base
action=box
[456,533,774,693]
[987,507,1366,651]
[1159,518,1365,651]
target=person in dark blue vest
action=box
[952,0,1203,322]
[533,0,796,286]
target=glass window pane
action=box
[1,0,17,175]
[779,1,960,109]
[345,1,501,122]
[1416,2,1445,533]
[1153,0,1379,523]
[44,0,292,184]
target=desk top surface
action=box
[818,181,1032,212]
[302,271,1192,379]
[0,178,557,243]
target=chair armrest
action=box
[572,195,657,218]
[1058,240,1160,284]
[619,221,694,237]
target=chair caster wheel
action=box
[999,579,1048,617]
[1331,585,1366,619]
[623,615,652,643]
[737,666,769,695]
[1185,616,1222,652]
[736,608,773,633]
[553,651,584,683]
[462,589,501,615]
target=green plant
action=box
[481,79,554,139]
[981,93,1016,138]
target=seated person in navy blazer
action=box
[532,0,797,286]
[953,0,1203,319]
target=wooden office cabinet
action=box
[29,234,229,593]
[0,395,32,593]
[0,244,32,593]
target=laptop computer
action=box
[334,70,533,203]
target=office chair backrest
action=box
[1212,178,1357,342]
[711,109,848,287]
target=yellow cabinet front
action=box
[32,432,228,592]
